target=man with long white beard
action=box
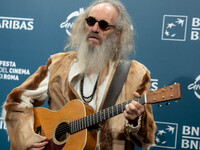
[4,0,157,150]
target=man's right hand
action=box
[27,139,48,150]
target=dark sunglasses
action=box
[85,16,115,31]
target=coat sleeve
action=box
[125,63,157,150]
[3,58,52,150]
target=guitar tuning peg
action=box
[162,89,166,92]
[166,102,170,106]
[158,104,162,108]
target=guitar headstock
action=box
[146,83,181,105]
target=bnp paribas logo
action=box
[153,121,178,149]
[161,15,188,41]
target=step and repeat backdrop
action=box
[1,0,200,149]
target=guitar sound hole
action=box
[55,122,69,142]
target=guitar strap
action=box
[101,59,134,150]
[101,59,132,110]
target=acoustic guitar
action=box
[32,83,181,150]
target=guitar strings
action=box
[38,99,136,137]
[40,122,83,137]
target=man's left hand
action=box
[124,92,144,123]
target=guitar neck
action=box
[69,83,181,134]
[69,95,146,134]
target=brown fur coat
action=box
[4,51,156,150]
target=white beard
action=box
[77,33,116,74]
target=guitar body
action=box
[34,100,97,150]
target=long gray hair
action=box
[67,0,135,58]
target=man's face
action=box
[85,3,119,47]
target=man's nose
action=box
[92,22,100,33]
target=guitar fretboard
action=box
[69,95,146,134]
